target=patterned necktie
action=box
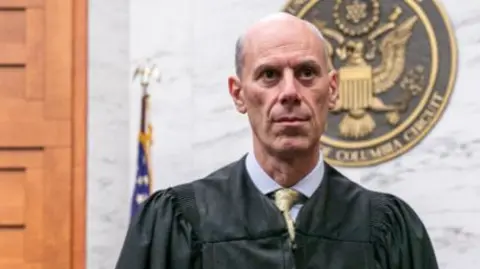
[274,188,300,244]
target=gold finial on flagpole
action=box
[133,61,161,90]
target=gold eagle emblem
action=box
[316,7,420,139]
[283,0,458,167]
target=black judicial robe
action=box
[115,156,438,269]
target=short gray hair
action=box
[234,19,328,77]
[235,35,245,77]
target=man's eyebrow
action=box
[253,59,281,70]
[252,62,280,75]
[252,59,325,76]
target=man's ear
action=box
[228,76,247,114]
[327,70,338,110]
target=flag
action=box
[130,63,159,219]
[130,95,153,219]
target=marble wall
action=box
[88,0,130,269]
[88,0,480,268]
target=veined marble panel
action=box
[88,0,130,269]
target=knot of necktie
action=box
[273,188,301,246]
[274,188,300,213]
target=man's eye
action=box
[263,69,278,80]
[298,67,316,79]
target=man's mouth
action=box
[275,116,309,122]
[273,116,310,127]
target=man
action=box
[115,12,438,269]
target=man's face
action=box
[229,19,338,156]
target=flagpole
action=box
[139,88,153,194]
[131,61,160,217]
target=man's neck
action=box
[253,145,320,188]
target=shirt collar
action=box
[245,151,325,198]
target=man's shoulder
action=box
[326,162,419,216]
[169,156,245,197]
[327,164,426,237]
[324,162,382,200]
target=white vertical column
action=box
[88,0,131,268]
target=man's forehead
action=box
[244,29,323,68]
[254,55,321,67]
[234,12,328,76]
[247,35,318,57]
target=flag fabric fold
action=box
[130,133,152,218]
[130,93,153,219]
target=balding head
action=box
[227,11,338,162]
[235,12,328,77]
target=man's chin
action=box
[271,138,316,156]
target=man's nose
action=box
[278,71,300,106]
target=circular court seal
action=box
[283,0,458,167]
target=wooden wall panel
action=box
[26,8,44,100]
[0,10,25,42]
[72,0,87,268]
[0,171,25,225]
[0,67,25,98]
[0,150,45,269]
[0,0,87,268]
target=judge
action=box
[115,12,439,269]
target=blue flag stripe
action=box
[130,134,151,218]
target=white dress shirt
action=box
[245,152,325,220]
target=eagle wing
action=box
[373,16,418,94]
[313,20,344,72]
